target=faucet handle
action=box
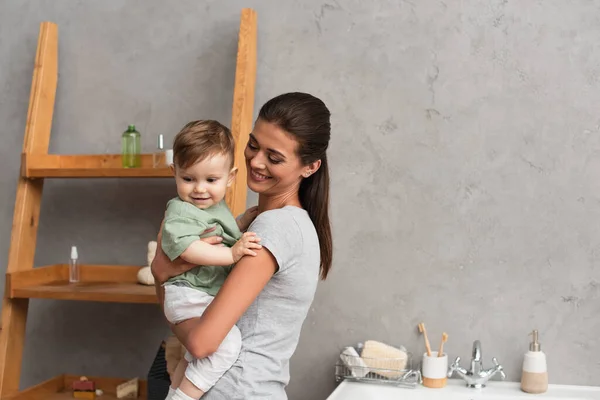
[447,356,461,378]
[492,357,506,380]
[472,340,481,361]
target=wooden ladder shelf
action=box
[0,9,257,399]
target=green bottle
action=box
[121,124,141,168]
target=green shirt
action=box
[162,197,241,296]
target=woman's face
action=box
[244,118,307,196]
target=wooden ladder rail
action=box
[226,8,257,216]
[0,21,58,397]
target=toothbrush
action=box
[417,322,432,356]
[438,332,448,357]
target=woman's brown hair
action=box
[258,92,333,279]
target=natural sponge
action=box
[360,340,408,379]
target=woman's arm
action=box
[152,241,196,308]
[170,248,277,359]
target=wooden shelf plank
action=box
[7,265,158,304]
[5,374,147,400]
[22,154,173,178]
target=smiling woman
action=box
[245,120,317,202]
[151,92,333,400]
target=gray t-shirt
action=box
[203,206,320,399]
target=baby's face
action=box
[173,153,234,209]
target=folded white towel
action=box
[339,346,370,378]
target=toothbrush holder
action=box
[421,351,448,388]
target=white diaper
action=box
[163,283,213,324]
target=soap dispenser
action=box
[520,329,548,394]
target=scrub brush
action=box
[417,322,432,356]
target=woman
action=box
[151,92,333,399]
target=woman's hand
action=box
[236,206,259,232]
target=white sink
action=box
[326,379,600,400]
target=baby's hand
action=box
[232,232,262,263]
[236,206,259,232]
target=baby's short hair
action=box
[172,120,235,169]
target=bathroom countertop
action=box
[326,379,600,400]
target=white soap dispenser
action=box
[520,329,548,394]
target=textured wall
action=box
[1,0,599,399]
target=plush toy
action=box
[137,241,157,285]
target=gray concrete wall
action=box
[1,1,599,399]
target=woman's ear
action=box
[302,159,321,178]
[227,167,238,187]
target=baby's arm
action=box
[161,213,224,265]
[180,233,261,265]
[180,239,237,266]
[162,214,262,266]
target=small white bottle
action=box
[521,329,548,394]
[69,246,80,283]
[153,134,166,168]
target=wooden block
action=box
[73,390,96,399]
[72,380,95,391]
[116,377,139,398]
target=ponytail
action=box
[299,156,332,279]
[257,92,333,279]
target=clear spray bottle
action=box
[69,245,80,283]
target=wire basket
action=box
[335,348,422,388]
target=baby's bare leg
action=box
[169,370,204,400]
[178,376,205,399]
[170,320,205,399]
[171,358,188,390]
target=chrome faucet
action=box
[447,340,506,388]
